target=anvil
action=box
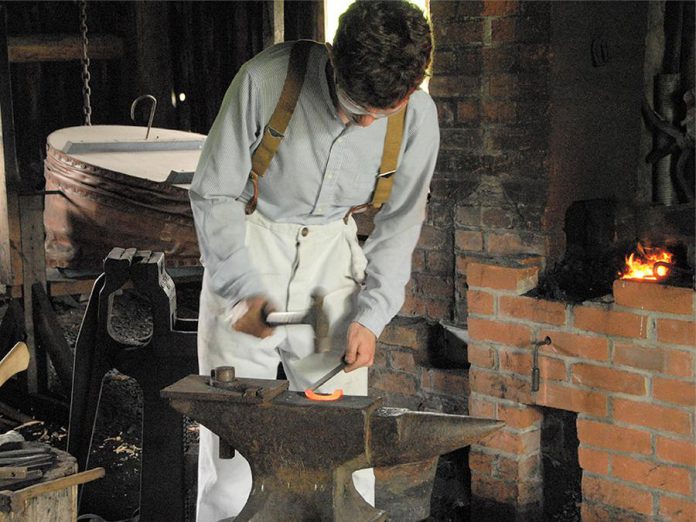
[161,372,503,521]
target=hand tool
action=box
[264,293,330,353]
[304,360,346,401]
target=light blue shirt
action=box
[190,41,440,337]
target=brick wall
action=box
[467,260,696,520]
[418,0,552,325]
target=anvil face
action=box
[161,375,503,522]
[162,375,386,521]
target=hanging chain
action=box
[79,0,92,125]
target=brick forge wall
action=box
[466,261,696,521]
[425,0,552,325]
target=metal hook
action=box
[130,95,157,140]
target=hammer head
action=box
[264,291,331,354]
[310,293,330,353]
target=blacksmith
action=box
[189,1,439,519]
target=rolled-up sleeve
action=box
[353,96,440,337]
[189,66,267,303]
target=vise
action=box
[67,247,198,521]
[162,370,504,521]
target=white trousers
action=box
[196,211,374,522]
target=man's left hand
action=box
[344,322,376,372]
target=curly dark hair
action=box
[332,0,433,109]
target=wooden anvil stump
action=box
[161,374,503,521]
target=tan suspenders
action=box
[245,40,407,216]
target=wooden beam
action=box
[7,34,124,63]
[0,5,23,287]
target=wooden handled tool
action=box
[0,343,30,388]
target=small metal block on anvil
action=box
[162,368,504,521]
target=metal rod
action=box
[130,94,157,140]
[531,336,551,392]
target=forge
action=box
[162,372,503,521]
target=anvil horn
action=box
[369,407,504,467]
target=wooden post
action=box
[0,5,47,393]
[0,4,22,289]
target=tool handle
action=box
[0,343,30,388]
[264,311,308,325]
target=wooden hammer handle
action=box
[0,343,30,388]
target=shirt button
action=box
[301,227,309,237]
[326,173,333,179]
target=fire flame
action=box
[620,243,673,281]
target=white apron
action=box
[196,211,374,521]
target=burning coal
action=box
[620,242,673,281]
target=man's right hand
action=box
[231,296,276,338]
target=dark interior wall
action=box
[5,1,322,190]
[544,1,648,260]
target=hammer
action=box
[264,293,330,353]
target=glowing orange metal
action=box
[304,388,344,401]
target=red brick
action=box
[499,295,567,325]
[481,428,539,456]
[571,364,646,395]
[655,436,696,467]
[539,356,567,381]
[612,455,691,496]
[613,280,694,316]
[578,447,609,474]
[481,207,514,228]
[429,75,481,98]
[414,274,452,298]
[456,100,480,124]
[424,250,451,274]
[425,299,451,320]
[536,382,607,417]
[653,377,696,407]
[400,292,426,316]
[577,419,651,455]
[499,351,566,382]
[614,342,694,377]
[468,317,533,347]
[657,319,696,346]
[496,453,539,481]
[418,225,450,250]
[469,393,497,418]
[471,472,516,504]
[389,351,416,373]
[469,367,531,403]
[659,495,696,522]
[482,1,520,17]
[614,342,665,372]
[582,476,653,516]
[422,368,469,395]
[540,331,609,361]
[411,249,425,272]
[466,262,539,293]
[455,229,484,251]
[379,322,427,350]
[613,398,692,435]
[482,100,516,123]
[455,206,481,227]
[573,307,649,339]
[467,342,497,369]
[486,232,525,255]
[468,290,495,315]
[581,503,613,522]
[663,348,695,378]
[469,450,494,474]
[497,403,542,429]
[434,19,484,44]
[371,370,418,395]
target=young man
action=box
[189,1,439,519]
